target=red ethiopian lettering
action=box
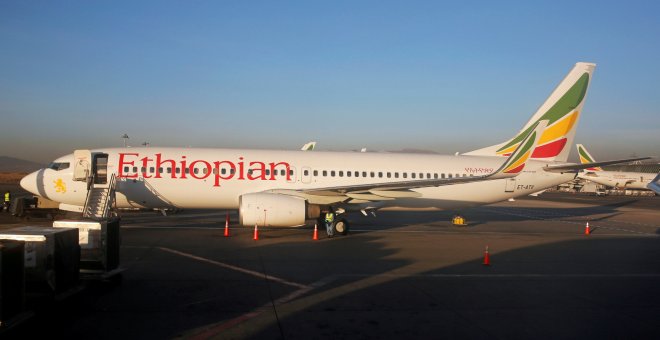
[118,153,139,179]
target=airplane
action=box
[301,142,316,151]
[19,62,644,235]
[575,144,657,191]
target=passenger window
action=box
[412,173,416,179]
[266,169,271,176]
[124,166,129,173]
[185,168,190,174]
[403,173,407,179]
[395,173,399,178]
[150,167,155,173]
[378,172,383,178]
[159,167,163,174]
[133,167,138,173]
[323,170,327,176]
[441,173,445,178]
[387,172,391,178]
[347,171,351,177]
[167,168,172,174]
[331,171,336,177]
[221,168,226,175]
[194,168,199,174]
[448,174,453,178]
[313,170,318,176]
[339,171,343,177]
[370,172,375,177]
[175,168,180,174]
[354,171,359,177]
[304,170,309,176]
[362,171,367,177]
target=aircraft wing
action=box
[647,172,660,194]
[270,120,548,204]
[542,157,651,173]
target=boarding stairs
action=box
[83,173,117,219]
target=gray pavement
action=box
[2,193,659,339]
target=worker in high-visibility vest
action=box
[3,190,10,212]
[324,209,335,238]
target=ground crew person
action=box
[324,209,335,238]
[3,190,10,212]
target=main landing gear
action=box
[318,216,350,236]
[333,218,350,235]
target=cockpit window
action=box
[48,162,70,171]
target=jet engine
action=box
[239,193,319,227]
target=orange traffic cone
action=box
[313,224,319,240]
[224,215,230,237]
[482,245,490,266]
[585,222,590,235]
[253,224,259,240]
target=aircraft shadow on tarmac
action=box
[6,213,660,339]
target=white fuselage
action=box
[22,147,576,211]
[578,171,656,190]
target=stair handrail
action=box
[142,177,177,208]
[100,173,117,219]
[82,174,95,218]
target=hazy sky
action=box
[1,1,659,164]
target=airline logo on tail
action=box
[496,72,589,159]
[576,144,603,171]
[500,121,547,174]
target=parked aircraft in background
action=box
[576,144,656,191]
[301,142,316,151]
[21,62,645,234]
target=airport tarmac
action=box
[2,192,659,339]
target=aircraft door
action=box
[93,153,109,184]
[505,178,516,192]
[73,149,92,181]
[301,166,312,184]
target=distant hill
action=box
[0,156,44,172]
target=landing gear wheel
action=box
[334,219,350,235]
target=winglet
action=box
[576,144,602,171]
[490,120,548,179]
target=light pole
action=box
[121,134,129,148]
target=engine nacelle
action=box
[239,193,309,227]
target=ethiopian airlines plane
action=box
[20,62,640,233]
[576,144,657,191]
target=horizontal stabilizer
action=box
[542,157,651,173]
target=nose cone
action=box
[20,171,40,196]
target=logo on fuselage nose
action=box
[54,179,67,193]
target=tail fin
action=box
[576,144,603,171]
[464,62,596,162]
[301,141,317,151]
[490,120,548,179]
